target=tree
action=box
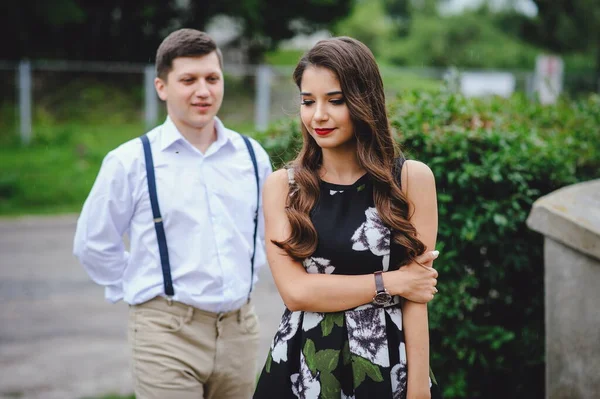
[1,0,353,63]
[2,0,184,61]
[524,0,600,80]
[211,0,353,64]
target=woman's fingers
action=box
[415,250,439,270]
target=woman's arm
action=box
[400,160,439,399]
[263,169,439,313]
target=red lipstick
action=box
[314,128,335,136]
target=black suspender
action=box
[140,134,260,299]
[140,134,174,296]
[242,136,260,298]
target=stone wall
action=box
[527,179,600,399]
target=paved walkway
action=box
[0,215,284,399]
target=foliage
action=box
[379,67,443,95]
[524,0,600,55]
[332,0,596,78]
[386,11,543,69]
[526,0,600,82]
[333,0,398,55]
[221,0,353,63]
[335,3,541,70]
[255,89,600,398]
[264,49,305,66]
[1,0,352,63]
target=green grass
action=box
[0,123,142,215]
[380,67,443,94]
[0,117,262,216]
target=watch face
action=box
[373,292,392,306]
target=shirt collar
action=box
[159,116,233,152]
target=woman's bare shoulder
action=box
[401,160,436,194]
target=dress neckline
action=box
[319,173,370,190]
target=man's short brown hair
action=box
[155,29,223,80]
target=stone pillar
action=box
[526,179,600,399]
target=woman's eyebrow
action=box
[300,90,343,96]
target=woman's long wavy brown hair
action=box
[274,36,425,265]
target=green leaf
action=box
[321,315,334,336]
[493,214,508,227]
[303,339,317,374]
[333,312,344,327]
[429,367,438,385]
[321,313,344,336]
[352,354,384,388]
[266,350,272,373]
[320,372,342,399]
[315,349,340,373]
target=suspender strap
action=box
[139,133,260,300]
[241,135,260,299]
[140,134,174,296]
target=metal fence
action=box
[0,60,597,145]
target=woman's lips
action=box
[314,128,335,136]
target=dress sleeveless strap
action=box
[393,156,406,188]
[286,167,298,197]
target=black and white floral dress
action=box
[254,163,443,399]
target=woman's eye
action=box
[330,99,345,105]
[301,100,314,106]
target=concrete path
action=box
[0,215,285,399]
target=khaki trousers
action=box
[128,297,260,399]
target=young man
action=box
[73,29,272,399]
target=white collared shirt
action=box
[73,117,272,313]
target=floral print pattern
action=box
[346,307,389,367]
[291,351,321,398]
[351,207,391,271]
[271,309,301,363]
[302,311,324,332]
[391,361,408,399]
[303,257,335,274]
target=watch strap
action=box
[374,271,385,293]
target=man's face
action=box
[155,52,224,133]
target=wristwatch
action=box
[372,271,392,306]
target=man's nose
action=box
[194,80,210,97]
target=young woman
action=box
[254,37,442,399]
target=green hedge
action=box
[255,90,600,398]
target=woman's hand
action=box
[383,250,439,303]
